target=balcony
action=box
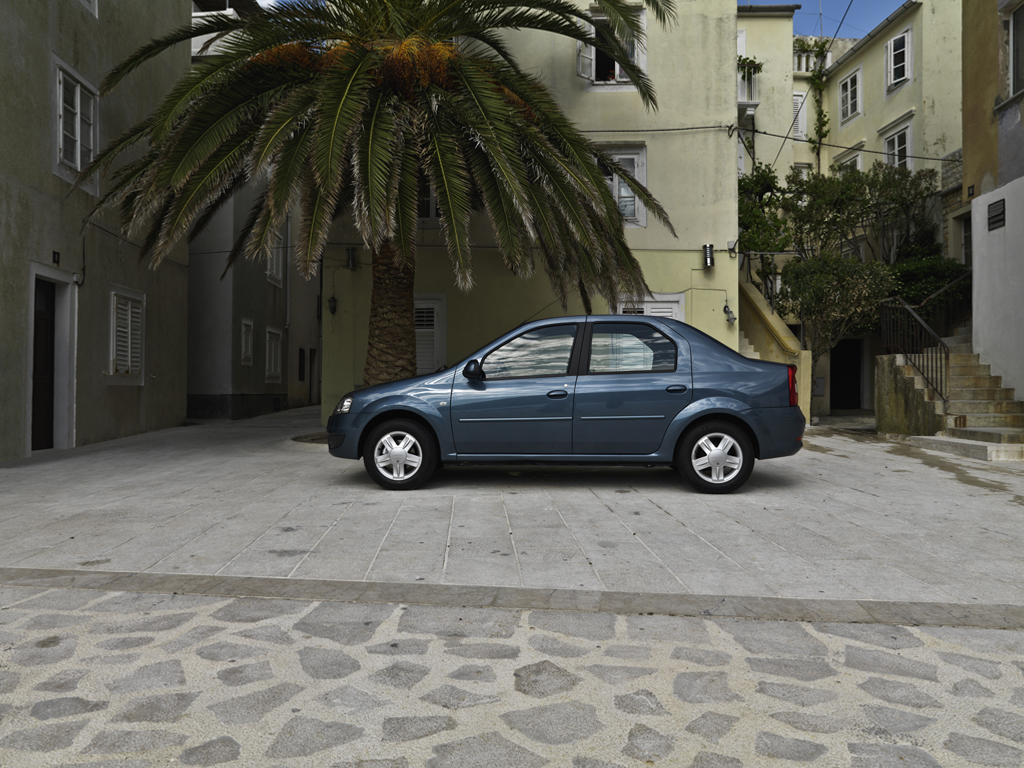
[793,50,832,73]
[191,9,240,57]
[737,66,759,124]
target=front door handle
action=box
[547,390,569,399]
[666,385,688,393]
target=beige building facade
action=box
[0,0,194,462]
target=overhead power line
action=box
[752,128,963,164]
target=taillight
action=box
[787,365,798,407]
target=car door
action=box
[573,320,692,455]
[450,323,580,455]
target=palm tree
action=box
[83,0,676,386]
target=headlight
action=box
[334,397,353,415]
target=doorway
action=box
[830,338,863,410]
[32,279,56,450]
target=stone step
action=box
[949,363,992,377]
[948,387,1017,401]
[947,399,1024,415]
[949,374,1003,389]
[946,343,974,355]
[945,413,1024,429]
[946,426,1024,444]
[941,335,972,347]
[909,435,1024,461]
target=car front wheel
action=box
[363,419,438,490]
[678,421,754,494]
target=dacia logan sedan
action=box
[328,315,804,493]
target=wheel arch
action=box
[357,410,442,460]
[675,412,762,461]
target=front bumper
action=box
[326,414,361,459]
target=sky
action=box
[741,0,907,39]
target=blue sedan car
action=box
[328,315,804,493]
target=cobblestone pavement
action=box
[2,586,1024,767]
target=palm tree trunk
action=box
[363,241,417,387]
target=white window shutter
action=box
[129,300,142,373]
[576,21,594,81]
[792,94,806,139]
[415,304,437,375]
[114,296,130,373]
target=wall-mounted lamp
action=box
[327,295,338,315]
[702,244,715,269]
[724,303,736,324]
[345,246,358,271]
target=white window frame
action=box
[792,92,808,140]
[414,294,448,375]
[266,229,284,286]
[577,7,647,93]
[885,29,911,91]
[266,328,282,383]
[53,57,98,194]
[837,153,861,171]
[839,70,860,123]
[240,318,253,366]
[418,178,442,229]
[884,124,911,170]
[108,288,144,385]
[601,145,647,227]
[1012,6,1024,96]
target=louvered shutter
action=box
[129,299,142,373]
[792,94,806,139]
[576,21,594,81]
[415,305,436,375]
[113,296,130,373]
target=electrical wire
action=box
[753,128,962,164]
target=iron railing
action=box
[880,272,972,407]
[881,298,950,406]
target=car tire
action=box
[363,419,438,491]
[677,421,754,494]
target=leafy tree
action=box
[737,162,791,254]
[80,0,676,386]
[774,254,897,373]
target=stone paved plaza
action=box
[2,587,1024,767]
[2,407,1024,765]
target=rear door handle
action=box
[547,390,569,399]
[666,385,688,393]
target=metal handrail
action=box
[880,297,950,407]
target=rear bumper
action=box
[753,406,805,459]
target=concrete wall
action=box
[962,0,1001,199]
[0,0,191,459]
[875,354,945,436]
[320,0,741,423]
[972,178,1024,397]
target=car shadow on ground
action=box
[330,463,803,494]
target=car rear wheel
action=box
[363,419,437,490]
[678,421,754,494]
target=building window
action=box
[600,146,647,227]
[884,127,909,169]
[267,229,284,286]
[1013,7,1024,95]
[110,291,143,381]
[837,154,861,171]
[839,71,859,122]
[240,318,253,365]
[792,93,807,140]
[577,9,646,89]
[266,329,282,383]
[56,66,97,177]
[886,31,910,89]
[418,177,442,229]
[298,348,306,381]
[961,215,973,268]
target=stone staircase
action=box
[738,331,760,360]
[905,323,1024,460]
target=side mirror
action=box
[463,359,484,380]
